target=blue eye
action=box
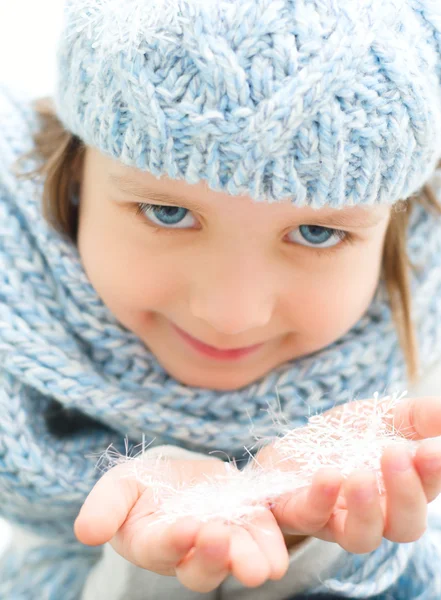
[136,203,196,228]
[135,203,349,251]
[288,225,347,249]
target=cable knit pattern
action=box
[54,0,441,207]
[1,1,441,597]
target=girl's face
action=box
[77,147,391,391]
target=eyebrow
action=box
[109,174,206,212]
[109,174,385,229]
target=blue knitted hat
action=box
[53,0,441,208]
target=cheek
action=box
[289,245,384,341]
[77,210,179,314]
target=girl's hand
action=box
[257,395,441,554]
[74,457,290,593]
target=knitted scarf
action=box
[1,86,441,599]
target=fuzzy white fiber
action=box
[64,0,207,58]
[98,391,421,526]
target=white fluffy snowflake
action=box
[97,390,420,526]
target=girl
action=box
[1,0,441,598]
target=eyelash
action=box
[133,202,357,257]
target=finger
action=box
[271,468,342,535]
[331,471,383,554]
[414,437,441,502]
[119,517,201,574]
[245,510,289,580]
[74,463,142,545]
[387,396,441,440]
[381,446,427,542]
[228,525,272,588]
[175,521,231,593]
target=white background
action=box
[0,1,64,99]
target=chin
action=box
[161,362,265,391]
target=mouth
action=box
[171,324,264,361]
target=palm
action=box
[110,457,230,575]
[108,457,289,586]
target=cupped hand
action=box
[74,456,290,592]
[257,395,441,554]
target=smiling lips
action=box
[172,324,264,360]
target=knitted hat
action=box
[53,0,441,208]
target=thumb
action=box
[74,462,141,546]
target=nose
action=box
[189,249,276,336]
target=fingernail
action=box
[421,441,441,471]
[203,542,228,559]
[323,484,339,497]
[423,454,441,471]
[389,450,412,472]
[354,478,377,502]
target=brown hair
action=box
[13,96,441,386]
